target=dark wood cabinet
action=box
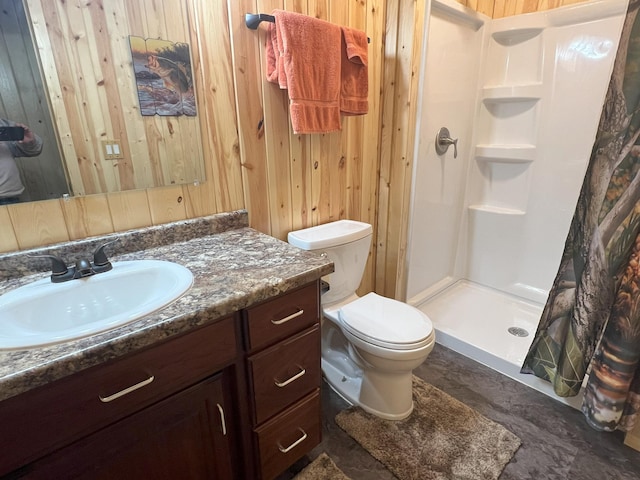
[20,374,234,480]
[0,280,322,480]
[244,282,322,480]
[0,316,238,476]
[255,390,321,480]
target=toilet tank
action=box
[288,220,372,306]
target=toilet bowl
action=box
[288,220,436,420]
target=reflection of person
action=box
[0,118,43,205]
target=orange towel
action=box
[265,23,280,85]
[266,22,288,89]
[266,10,342,134]
[340,27,369,116]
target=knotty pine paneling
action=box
[2,0,594,298]
[493,0,591,18]
[454,0,494,16]
[26,0,206,196]
[454,0,590,18]
[2,0,386,293]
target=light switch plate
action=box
[102,139,124,160]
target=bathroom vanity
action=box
[0,211,332,480]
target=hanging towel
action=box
[266,22,288,89]
[265,9,342,134]
[340,26,369,116]
[265,23,281,85]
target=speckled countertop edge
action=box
[0,211,333,402]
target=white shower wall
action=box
[406,0,628,402]
[407,0,628,306]
[406,1,487,305]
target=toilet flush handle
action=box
[435,127,458,158]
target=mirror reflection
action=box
[0,0,69,203]
[1,0,206,205]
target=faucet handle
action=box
[92,239,118,271]
[28,254,72,282]
[435,127,458,158]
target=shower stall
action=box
[406,0,628,407]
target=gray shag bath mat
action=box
[293,453,352,480]
[335,376,521,480]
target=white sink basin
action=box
[0,260,193,350]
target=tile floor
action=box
[278,344,640,480]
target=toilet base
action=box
[322,357,415,421]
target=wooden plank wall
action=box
[227,0,386,294]
[453,0,587,17]
[1,0,386,293]
[25,0,207,197]
[1,0,592,296]
[491,0,589,18]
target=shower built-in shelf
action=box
[485,21,544,87]
[475,144,536,163]
[491,27,543,46]
[482,83,543,102]
[468,204,526,216]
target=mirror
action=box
[0,0,69,202]
[1,0,206,204]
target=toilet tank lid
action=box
[288,220,372,250]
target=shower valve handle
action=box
[435,127,458,158]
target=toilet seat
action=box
[338,293,433,350]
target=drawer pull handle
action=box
[277,428,308,453]
[274,366,306,388]
[99,375,155,403]
[271,308,304,325]
[216,403,227,436]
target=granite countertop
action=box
[0,210,333,403]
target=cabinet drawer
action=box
[244,282,319,351]
[0,316,237,476]
[254,390,321,480]
[249,326,320,424]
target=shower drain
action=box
[508,326,530,337]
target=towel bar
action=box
[245,13,275,30]
[245,13,370,43]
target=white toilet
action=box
[288,220,435,420]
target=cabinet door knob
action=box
[271,308,304,325]
[274,366,306,388]
[277,428,308,453]
[98,375,155,403]
[216,403,227,436]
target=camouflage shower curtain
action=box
[521,1,640,432]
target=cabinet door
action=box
[0,316,237,477]
[21,374,235,480]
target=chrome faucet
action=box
[32,239,117,283]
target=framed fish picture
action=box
[129,36,196,116]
